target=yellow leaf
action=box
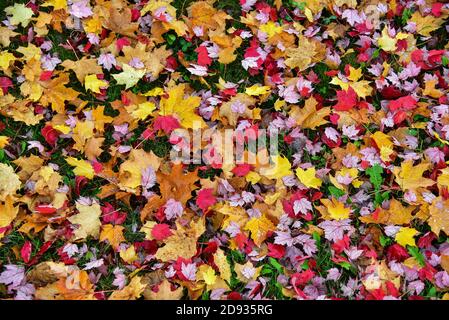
[68,202,102,240]
[130,101,156,121]
[118,149,161,192]
[295,167,322,189]
[0,163,21,200]
[200,265,217,286]
[377,27,397,52]
[259,21,283,37]
[371,131,394,162]
[289,96,330,129]
[423,79,443,98]
[0,136,9,148]
[142,87,164,97]
[112,64,146,89]
[347,66,362,82]
[109,276,146,300]
[245,85,271,96]
[214,249,231,282]
[393,160,435,191]
[410,12,444,37]
[0,51,15,71]
[244,215,276,246]
[53,124,71,135]
[259,155,292,180]
[66,157,95,179]
[0,195,19,228]
[428,197,449,236]
[304,7,314,22]
[5,4,34,27]
[41,0,67,10]
[350,80,372,99]
[395,227,418,247]
[84,74,108,94]
[100,224,125,250]
[245,171,261,184]
[158,84,206,129]
[322,198,351,220]
[120,245,139,263]
[284,37,317,71]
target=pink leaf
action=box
[20,241,32,264]
[196,188,217,211]
[151,223,173,241]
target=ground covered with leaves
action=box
[2,0,449,300]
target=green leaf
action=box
[269,257,283,273]
[338,261,352,270]
[328,186,345,198]
[408,246,426,267]
[380,235,392,247]
[366,164,383,190]
[443,56,449,67]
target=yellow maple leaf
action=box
[244,215,276,246]
[245,85,271,96]
[289,96,330,129]
[284,37,317,71]
[118,149,161,192]
[200,265,217,286]
[119,245,139,264]
[321,198,351,220]
[100,224,125,250]
[395,227,418,247]
[130,101,156,121]
[0,51,15,71]
[0,136,9,149]
[296,167,322,189]
[259,155,292,180]
[214,249,231,282]
[0,195,19,229]
[68,202,102,240]
[259,21,283,37]
[5,4,34,27]
[109,276,146,300]
[158,84,206,129]
[66,157,95,179]
[393,160,435,191]
[410,11,444,37]
[41,0,67,10]
[84,74,108,94]
[0,163,21,200]
[347,66,362,82]
[112,64,146,89]
[428,197,449,236]
[423,79,443,99]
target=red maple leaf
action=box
[333,87,357,111]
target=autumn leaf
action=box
[321,198,351,220]
[289,96,330,129]
[395,227,418,248]
[112,64,146,89]
[0,163,21,200]
[244,215,276,246]
[68,202,102,241]
[157,164,199,205]
[0,195,19,229]
[158,84,206,129]
[295,167,322,189]
[393,160,435,191]
[109,276,146,300]
[66,157,95,179]
[99,224,125,250]
[428,197,449,236]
